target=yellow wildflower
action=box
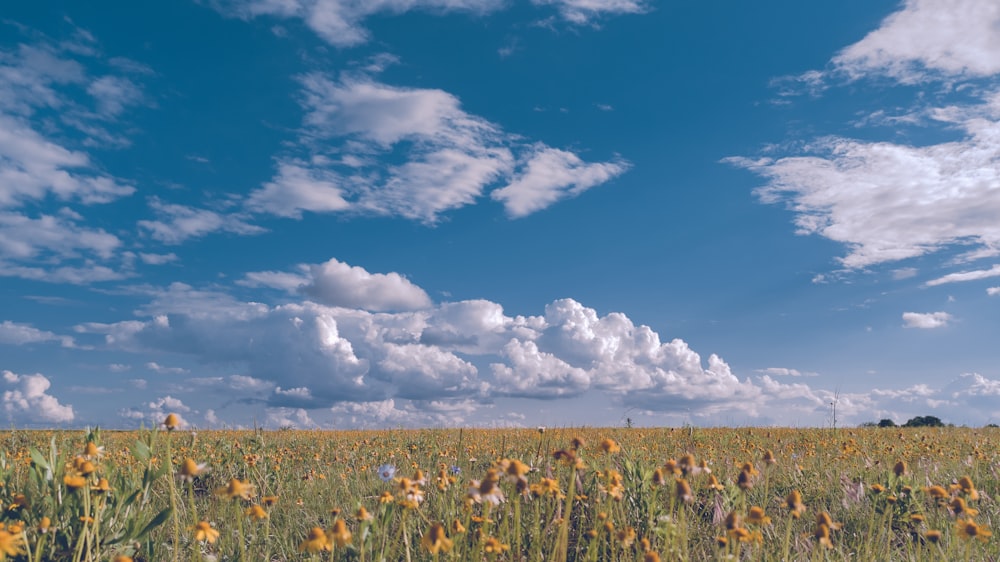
[600,438,621,454]
[329,519,352,548]
[747,506,771,526]
[298,527,331,553]
[63,474,87,492]
[192,521,220,544]
[215,478,255,501]
[785,490,806,518]
[956,518,991,542]
[0,528,26,558]
[178,458,208,482]
[245,505,268,521]
[163,413,180,431]
[421,522,453,554]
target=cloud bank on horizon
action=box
[3,0,1000,429]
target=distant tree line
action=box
[859,415,946,428]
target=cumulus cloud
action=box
[832,0,1000,82]
[301,258,432,311]
[2,370,74,424]
[247,74,626,222]
[86,279,836,423]
[988,287,1000,296]
[243,258,432,311]
[0,321,76,348]
[902,311,953,329]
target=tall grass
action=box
[0,423,996,560]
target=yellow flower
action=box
[112,556,134,562]
[38,517,51,533]
[483,536,510,553]
[950,497,979,517]
[215,478,255,501]
[261,495,279,506]
[706,474,725,492]
[957,476,980,500]
[737,469,754,490]
[163,413,180,431]
[329,519,352,548]
[747,506,771,526]
[815,512,842,531]
[0,528,26,558]
[355,506,373,521]
[83,442,104,459]
[178,458,208,482]
[785,490,806,518]
[421,522,453,554]
[192,521,220,544]
[298,527,331,553]
[245,505,268,521]
[600,438,621,454]
[644,552,661,562]
[64,474,87,492]
[814,523,833,549]
[893,461,907,477]
[92,478,111,494]
[763,450,777,465]
[451,519,466,534]
[615,526,636,548]
[924,529,942,544]
[956,518,991,542]
[379,491,394,504]
[675,478,693,504]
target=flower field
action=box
[0,421,997,561]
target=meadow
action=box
[0,419,997,561]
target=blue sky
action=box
[3,0,1000,429]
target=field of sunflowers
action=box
[0,418,997,561]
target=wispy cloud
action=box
[247,73,627,222]
[926,264,1000,286]
[0,321,76,348]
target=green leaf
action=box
[132,439,151,463]
[136,507,172,539]
[29,447,50,471]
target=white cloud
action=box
[0,115,135,209]
[243,257,432,311]
[0,321,76,347]
[0,211,121,261]
[300,258,432,311]
[902,311,953,329]
[730,97,1000,268]
[988,287,1000,296]
[245,161,349,218]
[145,362,189,375]
[2,370,74,424]
[755,367,818,377]
[531,0,648,25]
[492,146,629,218]
[138,198,266,244]
[248,74,625,222]
[926,264,1000,286]
[139,252,178,265]
[833,0,1000,82]
[213,0,638,48]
